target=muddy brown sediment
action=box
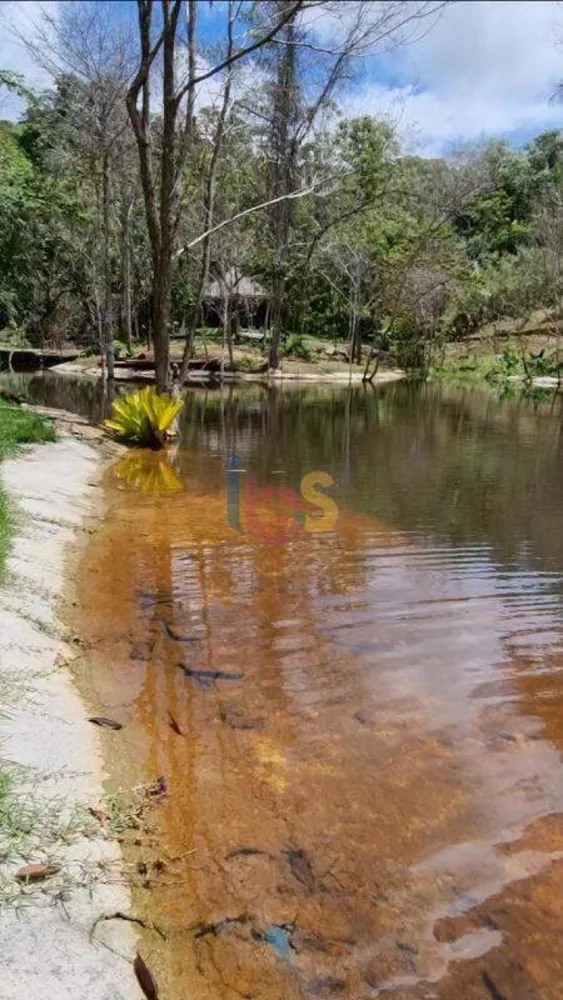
[67,432,563,1000]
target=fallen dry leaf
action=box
[147,776,167,799]
[88,716,123,731]
[88,806,109,824]
[16,864,61,883]
[167,712,184,737]
[134,952,159,1000]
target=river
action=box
[7,374,563,998]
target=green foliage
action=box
[284,333,312,360]
[524,350,563,378]
[0,399,56,459]
[432,346,563,386]
[0,327,32,348]
[2,57,563,372]
[494,348,520,376]
[113,340,132,361]
[104,387,184,448]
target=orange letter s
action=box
[301,472,338,534]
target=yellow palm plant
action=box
[104,387,184,448]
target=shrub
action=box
[113,340,132,361]
[284,333,311,360]
[104,387,184,448]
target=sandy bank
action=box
[50,357,405,386]
[0,434,139,999]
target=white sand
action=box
[0,435,140,999]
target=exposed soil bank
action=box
[0,434,139,1000]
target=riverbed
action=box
[8,374,563,999]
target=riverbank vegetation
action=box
[1,2,563,386]
[104,387,184,447]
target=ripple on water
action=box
[70,382,563,999]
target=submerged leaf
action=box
[167,712,185,736]
[88,716,123,731]
[134,953,159,1000]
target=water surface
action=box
[70,381,563,999]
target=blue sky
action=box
[1,0,563,156]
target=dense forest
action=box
[1,0,563,388]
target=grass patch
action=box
[429,354,502,384]
[0,769,10,810]
[0,398,56,576]
[0,400,56,460]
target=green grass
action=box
[429,354,509,384]
[0,401,56,459]
[0,398,56,575]
[0,769,10,808]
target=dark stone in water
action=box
[162,620,199,644]
[225,845,271,860]
[285,847,316,893]
[135,588,172,611]
[131,645,150,661]
[180,665,244,687]
[306,977,346,996]
[353,711,373,727]
[482,973,510,1000]
[193,914,251,938]
[220,705,264,730]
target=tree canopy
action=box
[1,1,563,378]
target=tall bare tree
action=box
[15,3,135,376]
[264,1,448,368]
[126,0,307,391]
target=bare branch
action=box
[176,182,332,257]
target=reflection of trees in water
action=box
[7,370,563,571]
[0,371,116,423]
[179,381,563,572]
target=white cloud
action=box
[0,0,57,117]
[342,1,563,155]
[2,0,563,156]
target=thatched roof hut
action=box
[203,268,269,328]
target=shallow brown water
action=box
[73,382,563,998]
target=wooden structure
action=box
[202,269,269,330]
[0,347,80,372]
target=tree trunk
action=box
[151,7,178,394]
[101,150,115,379]
[153,250,172,392]
[179,0,235,384]
[121,200,133,352]
[269,269,285,369]
[267,3,299,370]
